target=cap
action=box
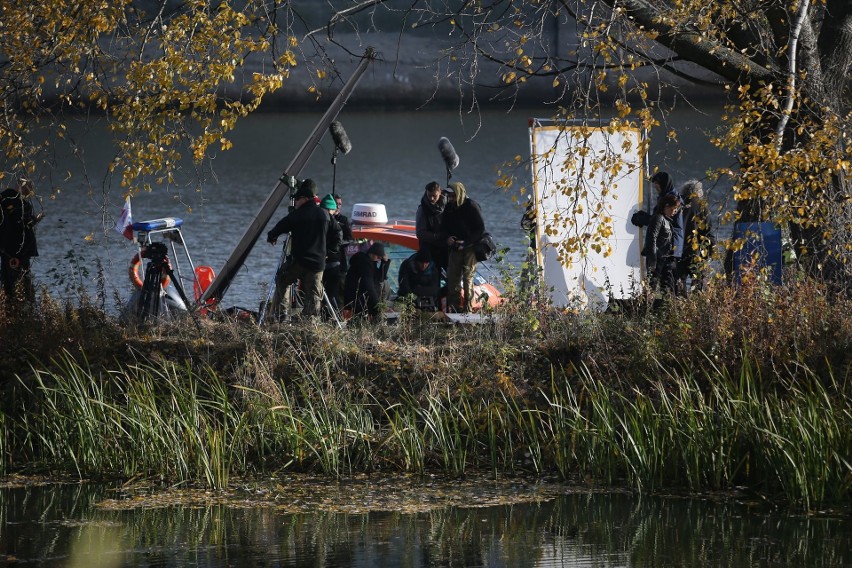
[294,178,318,200]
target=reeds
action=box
[6,348,850,509]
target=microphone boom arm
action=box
[198,48,376,306]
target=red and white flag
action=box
[115,196,133,240]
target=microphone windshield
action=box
[329,121,352,154]
[438,137,459,170]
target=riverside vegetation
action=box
[0,269,850,513]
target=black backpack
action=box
[473,232,497,262]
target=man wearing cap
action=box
[319,194,343,314]
[266,179,328,319]
[344,242,390,321]
[397,249,442,311]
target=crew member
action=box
[344,242,389,321]
[397,249,442,310]
[440,181,485,313]
[642,193,681,301]
[334,194,353,306]
[0,178,42,306]
[631,171,684,270]
[416,181,447,271]
[320,194,343,314]
[266,179,328,319]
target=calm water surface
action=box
[31,108,731,309]
[1,480,849,568]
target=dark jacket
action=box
[344,251,389,317]
[325,212,343,266]
[397,253,441,303]
[336,213,353,271]
[440,197,485,245]
[642,212,674,271]
[267,200,328,271]
[0,188,39,258]
[416,193,447,268]
[631,174,684,257]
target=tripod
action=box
[258,235,342,328]
[137,242,198,327]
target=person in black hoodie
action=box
[440,181,485,312]
[0,178,42,306]
[344,242,390,321]
[266,179,328,319]
[415,181,447,271]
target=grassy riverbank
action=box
[1,272,850,511]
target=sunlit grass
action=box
[7,348,850,510]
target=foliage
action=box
[0,0,295,192]
[344,0,851,282]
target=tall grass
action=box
[4,344,851,509]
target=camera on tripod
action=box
[143,242,169,263]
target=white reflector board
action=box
[529,119,645,309]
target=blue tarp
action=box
[732,222,782,285]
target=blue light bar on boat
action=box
[131,218,183,231]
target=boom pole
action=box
[199,48,376,306]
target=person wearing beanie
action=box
[343,241,390,321]
[266,178,328,319]
[319,194,343,315]
[439,181,486,312]
[333,194,353,306]
[397,248,442,310]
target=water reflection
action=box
[1,480,849,567]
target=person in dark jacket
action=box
[0,178,42,306]
[266,179,328,319]
[631,171,684,263]
[415,181,447,271]
[344,242,389,320]
[319,194,344,314]
[642,193,680,299]
[397,249,442,310]
[677,179,716,294]
[333,194,353,306]
[440,181,486,312]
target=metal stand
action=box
[258,235,343,328]
[137,242,199,328]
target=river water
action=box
[29,107,731,310]
[1,479,849,567]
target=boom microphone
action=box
[329,121,352,155]
[438,137,459,171]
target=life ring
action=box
[129,252,170,289]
